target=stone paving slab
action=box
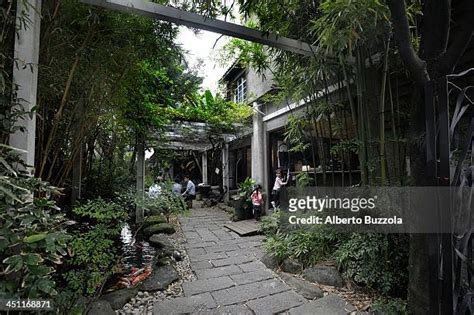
[246,290,307,314]
[153,205,353,315]
[153,292,216,314]
[212,254,255,267]
[211,279,289,306]
[194,265,243,280]
[191,304,253,315]
[183,276,235,296]
[238,261,268,273]
[230,269,274,285]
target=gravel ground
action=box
[117,216,196,315]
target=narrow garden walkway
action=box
[153,205,354,314]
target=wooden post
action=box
[9,0,42,173]
[222,143,229,202]
[136,134,145,223]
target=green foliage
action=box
[263,226,342,266]
[335,233,409,296]
[309,0,390,56]
[72,197,127,225]
[261,211,408,297]
[166,90,253,131]
[64,227,121,296]
[234,177,256,211]
[371,297,408,314]
[62,198,127,296]
[295,172,314,187]
[137,181,188,221]
[0,145,71,299]
[259,210,281,236]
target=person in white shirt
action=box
[182,175,196,208]
[271,169,287,208]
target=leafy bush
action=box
[263,225,342,267]
[72,197,127,226]
[335,233,409,296]
[62,198,127,296]
[0,145,71,299]
[137,181,188,221]
[371,297,408,314]
[234,177,256,210]
[64,227,121,295]
[261,208,408,297]
[259,210,281,236]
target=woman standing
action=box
[271,169,288,208]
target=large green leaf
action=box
[24,233,47,243]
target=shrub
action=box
[0,145,71,299]
[335,233,409,296]
[371,297,408,314]
[62,198,127,296]
[263,225,342,267]
[137,181,188,221]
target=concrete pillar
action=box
[222,143,230,202]
[136,135,145,223]
[202,151,208,184]
[251,102,265,186]
[9,0,42,174]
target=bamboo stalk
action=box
[379,40,390,185]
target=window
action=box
[233,75,247,103]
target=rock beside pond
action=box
[302,265,344,287]
[148,234,172,248]
[281,258,303,274]
[280,272,324,300]
[100,287,138,310]
[87,300,115,315]
[143,223,176,236]
[261,253,280,269]
[139,264,179,291]
[144,215,167,227]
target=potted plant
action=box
[233,177,256,220]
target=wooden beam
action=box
[80,0,316,56]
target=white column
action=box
[202,151,208,184]
[251,102,265,186]
[222,143,230,202]
[9,0,42,174]
[136,135,145,223]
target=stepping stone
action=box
[139,265,178,291]
[246,290,307,314]
[302,266,344,287]
[153,292,216,314]
[148,234,172,248]
[288,294,353,315]
[143,223,176,236]
[87,300,114,315]
[280,272,324,300]
[100,287,138,310]
[143,215,167,227]
[211,279,288,306]
[183,276,235,296]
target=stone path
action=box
[153,206,352,315]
